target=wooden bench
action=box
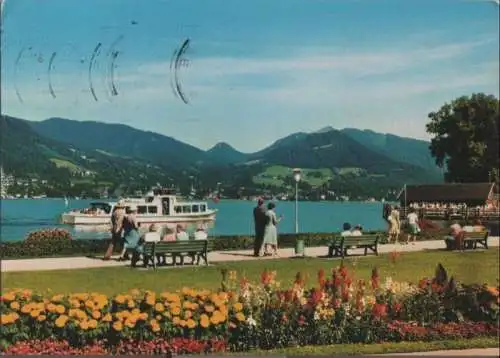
[445,231,489,251]
[135,240,214,269]
[328,235,379,258]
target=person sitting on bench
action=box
[444,221,464,250]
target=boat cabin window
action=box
[175,206,181,214]
[146,196,154,203]
[148,206,158,214]
[182,205,191,213]
[200,205,206,212]
[192,205,199,213]
[137,206,147,214]
[90,202,112,214]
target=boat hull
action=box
[61,211,217,226]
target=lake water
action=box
[0,199,387,242]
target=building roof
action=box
[398,183,495,205]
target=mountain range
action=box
[1,115,443,197]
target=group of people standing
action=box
[384,204,421,245]
[253,198,283,257]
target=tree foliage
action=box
[426,93,499,183]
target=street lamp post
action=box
[293,168,301,233]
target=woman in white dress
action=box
[263,202,282,257]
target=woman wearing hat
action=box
[118,204,141,261]
[103,201,126,260]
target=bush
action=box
[0,263,498,354]
[1,230,446,259]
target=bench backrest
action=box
[342,235,379,245]
[143,240,214,254]
[463,231,489,240]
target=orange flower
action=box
[200,314,210,328]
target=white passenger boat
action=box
[60,188,217,226]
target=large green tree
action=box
[426,93,499,183]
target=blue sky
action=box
[1,0,498,152]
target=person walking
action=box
[263,202,282,257]
[406,208,420,245]
[118,205,140,261]
[253,197,267,257]
[388,206,401,244]
[103,202,125,260]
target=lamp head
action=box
[293,168,302,182]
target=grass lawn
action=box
[257,337,499,356]
[2,250,499,295]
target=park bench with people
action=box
[137,240,214,269]
[327,234,380,258]
[445,231,489,251]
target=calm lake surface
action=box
[0,199,387,242]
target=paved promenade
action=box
[2,237,498,273]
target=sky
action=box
[1,0,499,152]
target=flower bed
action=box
[1,264,498,355]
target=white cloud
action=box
[1,35,498,151]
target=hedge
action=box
[0,228,446,260]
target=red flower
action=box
[372,303,388,318]
[261,270,271,285]
[392,302,401,313]
[318,268,326,288]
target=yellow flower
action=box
[127,300,135,309]
[102,313,112,322]
[55,305,66,314]
[204,305,215,313]
[2,292,16,302]
[30,310,40,318]
[131,308,140,315]
[21,304,32,314]
[145,296,156,306]
[186,318,196,329]
[210,314,220,325]
[88,319,98,329]
[70,299,80,308]
[46,303,57,312]
[139,312,148,321]
[112,321,123,331]
[184,310,193,319]
[55,315,69,328]
[1,314,13,324]
[91,310,101,319]
[200,314,210,328]
[130,289,140,296]
[182,301,193,309]
[10,301,20,311]
[79,320,89,330]
[179,319,187,327]
[37,314,47,322]
[232,302,243,312]
[114,295,126,304]
[51,294,64,303]
[154,303,165,312]
[235,312,245,322]
[152,324,160,332]
[172,316,181,325]
[171,306,181,316]
[125,319,136,328]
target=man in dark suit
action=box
[253,198,267,257]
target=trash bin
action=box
[295,238,305,256]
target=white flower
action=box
[384,277,393,291]
[313,311,320,321]
[246,316,256,326]
[356,315,361,321]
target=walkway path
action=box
[2,237,498,273]
[381,347,499,356]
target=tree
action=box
[426,93,499,183]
